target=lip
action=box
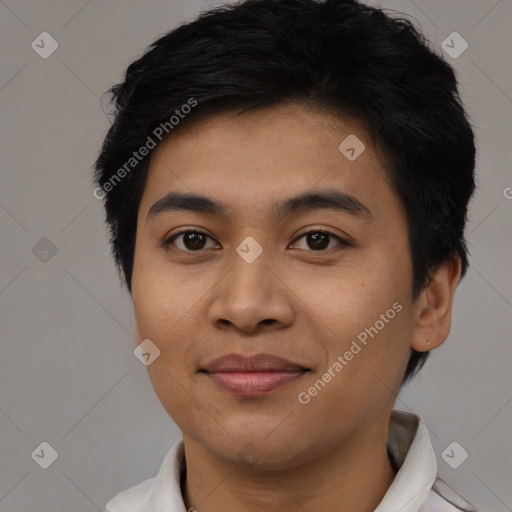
[202,353,308,372]
[201,353,309,397]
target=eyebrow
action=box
[147,188,372,222]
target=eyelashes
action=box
[164,230,219,252]
[291,230,350,251]
[163,229,350,253]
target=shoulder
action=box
[421,477,483,512]
[104,476,156,512]
[103,439,185,512]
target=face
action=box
[131,102,417,469]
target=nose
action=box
[208,248,295,334]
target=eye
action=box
[164,230,220,252]
[164,228,349,253]
[290,230,349,251]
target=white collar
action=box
[376,410,437,511]
[106,409,438,512]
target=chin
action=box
[206,427,314,469]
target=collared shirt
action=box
[105,410,481,512]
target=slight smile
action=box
[200,353,310,398]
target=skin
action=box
[131,102,461,512]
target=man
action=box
[94,0,479,510]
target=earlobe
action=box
[410,255,462,352]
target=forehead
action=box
[140,103,394,221]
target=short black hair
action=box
[93,0,476,384]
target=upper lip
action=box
[201,353,308,372]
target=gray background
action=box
[0,0,511,511]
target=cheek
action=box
[305,263,396,331]
[131,269,201,429]
[132,244,195,338]
[307,256,412,383]
[132,283,196,368]
[131,252,197,381]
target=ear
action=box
[410,254,461,352]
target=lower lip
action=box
[205,371,307,397]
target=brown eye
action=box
[292,230,348,252]
[165,230,218,251]
[306,232,330,250]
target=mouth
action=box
[200,353,310,397]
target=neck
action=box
[181,414,397,512]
